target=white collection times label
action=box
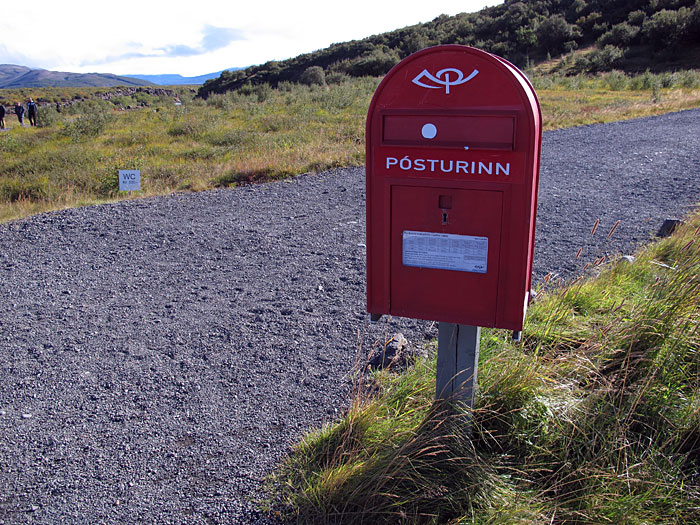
[402,230,488,274]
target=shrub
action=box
[627,10,646,27]
[325,72,350,85]
[587,45,625,72]
[62,113,113,141]
[133,92,155,106]
[629,69,659,91]
[110,95,134,108]
[346,49,400,77]
[602,70,629,90]
[36,105,62,128]
[536,15,582,55]
[597,22,639,47]
[0,134,26,154]
[299,66,326,86]
[642,9,683,49]
[686,2,700,43]
[677,69,700,88]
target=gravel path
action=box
[1,109,699,524]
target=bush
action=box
[677,69,700,88]
[110,95,134,108]
[299,66,326,86]
[629,69,659,91]
[346,49,400,77]
[133,92,155,106]
[602,70,628,90]
[627,10,646,27]
[36,106,62,128]
[62,113,114,141]
[642,9,683,49]
[686,2,700,43]
[325,71,350,85]
[597,22,639,47]
[587,45,625,72]
[536,15,582,55]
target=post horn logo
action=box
[412,68,479,94]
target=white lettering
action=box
[383,156,511,178]
[440,160,454,173]
[496,162,510,176]
[478,162,493,175]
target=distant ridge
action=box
[0,65,155,88]
[124,69,241,86]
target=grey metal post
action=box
[436,323,480,408]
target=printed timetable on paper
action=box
[402,230,488,274]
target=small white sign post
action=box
[119,170,141,192]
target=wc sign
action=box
[119,170,141,192]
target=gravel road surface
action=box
[1,109,699,523]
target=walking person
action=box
[27,98,37,126]
[0,103,6,129]
[14,102,24,126]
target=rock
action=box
[368,333,412,370]
[657,218,682,237]
[620,255,635,264]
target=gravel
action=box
[1,108,699,524]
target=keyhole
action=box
[439,195,452,225]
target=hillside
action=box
[0,65,155,88]
[198,0,700,97]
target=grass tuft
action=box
[265,208,700,523]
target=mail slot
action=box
[366,45,542,331]
[383,113,515,150]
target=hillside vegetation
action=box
[199,0,700,97]
[1,71,700,222]
[265,201,700,524]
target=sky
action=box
[0,1,499,77]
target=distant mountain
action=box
[0,65,32,85]
[0,64,155,88]
[124,70,240,86]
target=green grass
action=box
[265,211,700,523]
[2,71,700,223]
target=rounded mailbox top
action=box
[368,45,540,126]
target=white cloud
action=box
[0,1,498,76]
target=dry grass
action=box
[1,71,699,223]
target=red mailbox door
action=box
[366,45,541,331]
[390,186,504,326]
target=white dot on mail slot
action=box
[422,123,437,139]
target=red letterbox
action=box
[366,45,542,331]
